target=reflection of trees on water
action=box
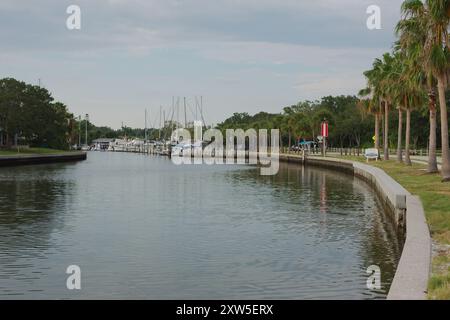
[0,163,75,255]
[223,162,404,298]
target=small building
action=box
[92,138,114,150]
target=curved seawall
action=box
[279,154,431,300]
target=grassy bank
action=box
[0,147,72,156]
[322,154,450,299]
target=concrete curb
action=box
[279,154,431,300]
[387,195,431,300]
[0,152,87,167]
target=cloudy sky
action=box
[0,0,402,129]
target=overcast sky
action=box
[0,0,402,129]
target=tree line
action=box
[0,77,161,149]
[1,76,445,156]
[217,95,441,151]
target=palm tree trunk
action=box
[397,108,403,163]
[374,113,380,149]
[405,108,412,166]
[428,90,438,173]
[381,109,385,158]
[288,131,291,151]
[437,75,450,181]
[384,101,389,160]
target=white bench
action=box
[364,148,379,162]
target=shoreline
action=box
[0,152,87,167]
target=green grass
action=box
[0,147,72,156]
[322,153,450,300]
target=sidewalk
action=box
[410,155,442,169]
[323,151,442,169]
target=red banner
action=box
[321,122,329,138]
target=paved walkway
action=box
[410,155,442,169]
[323,151,443,170]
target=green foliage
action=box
[0,78,75,150]
[218,96,377,148]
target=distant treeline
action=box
[217,95,438,150]
[0,77,162,149]
[0,77,444,150]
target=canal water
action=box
[0,152,402,299]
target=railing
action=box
[283,146,443,158]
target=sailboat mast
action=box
[159,106,162,140]
[177,97,180,130]
[145,108,147,142]
[184,97,187,128]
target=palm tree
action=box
[381,53,397,160]
[387,52,406,163]
[398,0,450,180]
[397,0,440,172]
[358,88,381,151]
[403,52,427,166]
[389,50,423,164]
[363,54,395,160]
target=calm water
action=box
[0,152,402,299]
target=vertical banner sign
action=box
[321,121,328,157]
[321,122,329,138]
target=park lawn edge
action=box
[0,147,73,156]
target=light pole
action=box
[145,109,148,143]
[78,115,81,148]
[85,114,89,146]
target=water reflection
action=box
[0,153,402,299]
[0,164,77,297]
[223,163,403,298]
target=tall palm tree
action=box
[363,54,395,160]
[388,49,424,164]
[387,52,406,163]
[428,0,450,181]
[397,0,439,172]
[358,88,381,151]
[398,0,450,180]
[380,53,398,161]
[402,48,427,166]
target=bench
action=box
[364,148,379,162]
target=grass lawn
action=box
[322,154,450,299]
[0,147,73,156]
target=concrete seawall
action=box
[0,152,87,167]
[279,154,431,300]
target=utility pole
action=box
[145,108,148,142]
[85,114,89,146]
[78,115,81,147]
[158,106,162,141]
